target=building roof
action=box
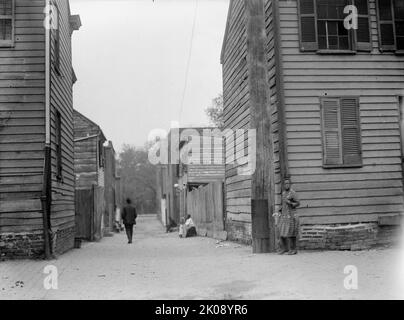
[73,109,107,142]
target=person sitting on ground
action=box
[184,214,197,238]
[179,217,185,238]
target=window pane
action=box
[317,3,328,19]
[0,19,12,40]
[339,36,350,49]
[380,23,395,45]
[328,21,338,35]
[0,0,12,16]
[394,0,404,19]
[379,0,393,20]
[319,35,327,49]
[338,21,348,36]
[356,0,369,15]
[396,21,404,36]
[328,36,338,49]
[397,36,404,50]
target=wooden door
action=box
[75,189,93,240]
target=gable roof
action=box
[220,0,235,65]
[73,109,107,142]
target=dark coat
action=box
[122,205,137,225]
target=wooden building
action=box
[156,127,225,226]
[0,0,81,258]
[221,0,404,251]
[73,110,106,189]
[177,130,225,219]
[73,109,106,241]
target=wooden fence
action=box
[186,182,226,240]
[75,185,105,241]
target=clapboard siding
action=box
[222,0,252,225]
[279,0,404,224]
[49,0,75,230]
[0,0,46,233]
[73,110,105,190]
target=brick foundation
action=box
[299,223,401,250]
[226,220,252,245]
[52,225,75,256]
[0,231,45,260]
[0,225,76,260]
[225,218,401,251]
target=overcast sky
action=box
[69,0,229,151]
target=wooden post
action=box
[245,0,276,253]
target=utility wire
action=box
[179,0,199,124]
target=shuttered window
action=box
[377,0,404,51]
[0,0,14,47]
[321,97,362,167]
[298,0,372,52]
[299,0,318,51]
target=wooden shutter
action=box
[355,0,372,51]
[321,98,343,166]
[298,0,318,51]
[341,98,362,165]
[0,0,14,47]
[377,0,396,51]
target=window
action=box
[321,97,362,167]
[55,111,63,180]
[377,0,404,52]
[52,3,61,74]
[0,0,14,47]
[317,0,351,50]
[298,0,372,52]
[98,140,104,167]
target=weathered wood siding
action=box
[222,0,252,241]
[49,0,76,232]
[279,0,404,224]
[73,110,103,189]
[181,132,225,184]
[0,0,46,233]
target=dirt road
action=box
[0,215,402,299]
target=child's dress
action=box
[179,224,185,238]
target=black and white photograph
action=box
[1,0,404,303]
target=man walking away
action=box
[122,198,137,244]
